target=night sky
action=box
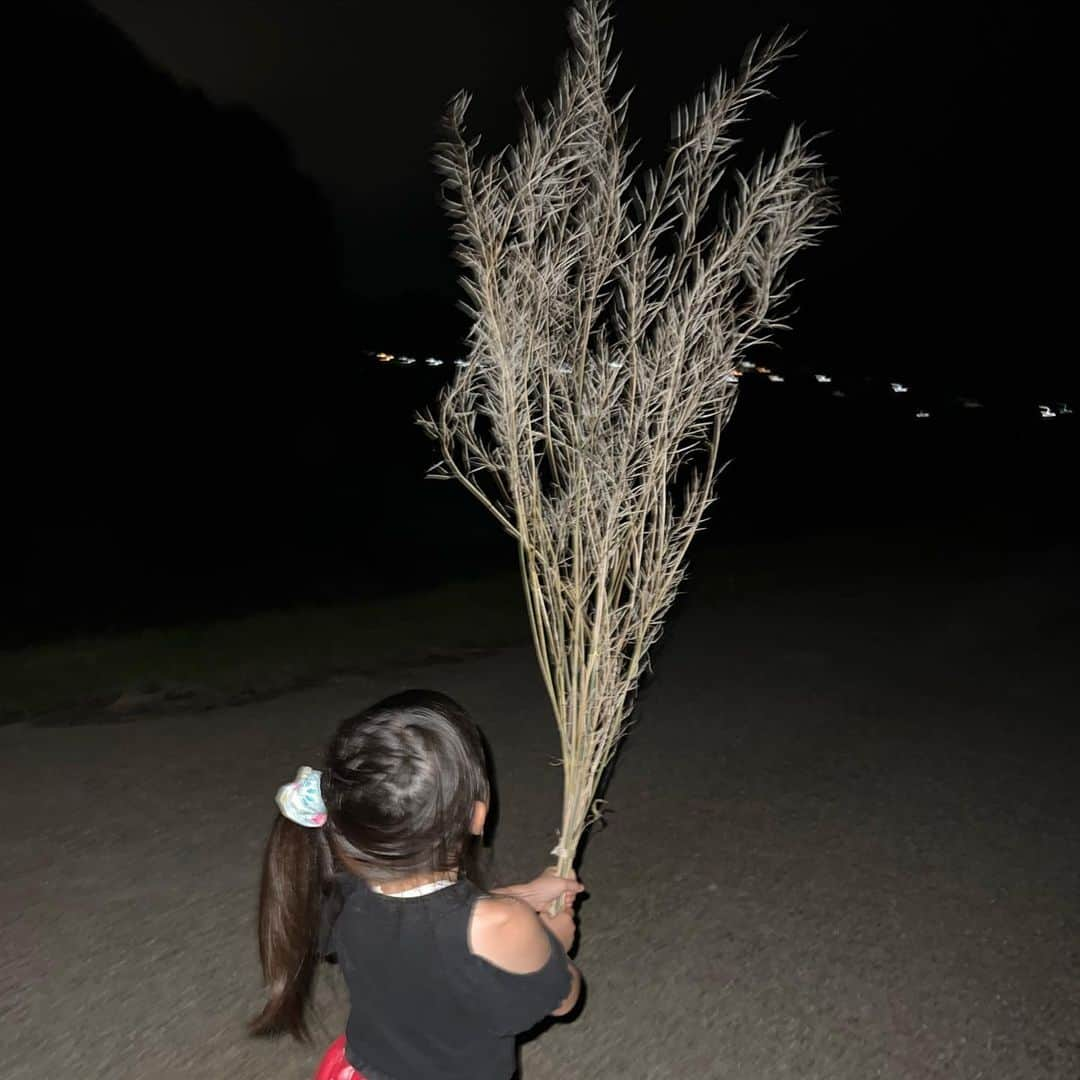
[78,0,1068,386]
[8,1,1073,643]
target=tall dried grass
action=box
[421,0,834,887]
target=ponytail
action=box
[250,814,333,1041]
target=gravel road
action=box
[2,546,1076,1078]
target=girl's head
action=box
[323,688,490,881]
[251,690,490,1041]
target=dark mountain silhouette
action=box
[7,2,427,642]
[25,2,345,352]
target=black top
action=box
[322,875,572,1080]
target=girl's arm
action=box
[471,897,583,1019]
[550,961,582,1017]
[491,868,583,912]
[538,906,582,1017]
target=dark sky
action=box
[7,1,1072,641]
[83,0,1065,385]
[86,0,583,298]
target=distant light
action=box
[367,347,1073,424]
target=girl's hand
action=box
[510,867,584,914]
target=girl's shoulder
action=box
[468,895,553,975]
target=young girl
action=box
[251,689,584,1080]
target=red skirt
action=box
[313,1036,366,1080]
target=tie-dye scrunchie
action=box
[275,766,328,827]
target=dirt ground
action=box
[1,538,1077,1079]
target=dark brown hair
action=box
[250,690,490,1041]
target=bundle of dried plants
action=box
[420,0,833,889]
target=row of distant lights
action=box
[373,351,467,368]
[369,352,1072,420]
[728,362,1072,420]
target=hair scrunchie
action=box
[275,766,327,827]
